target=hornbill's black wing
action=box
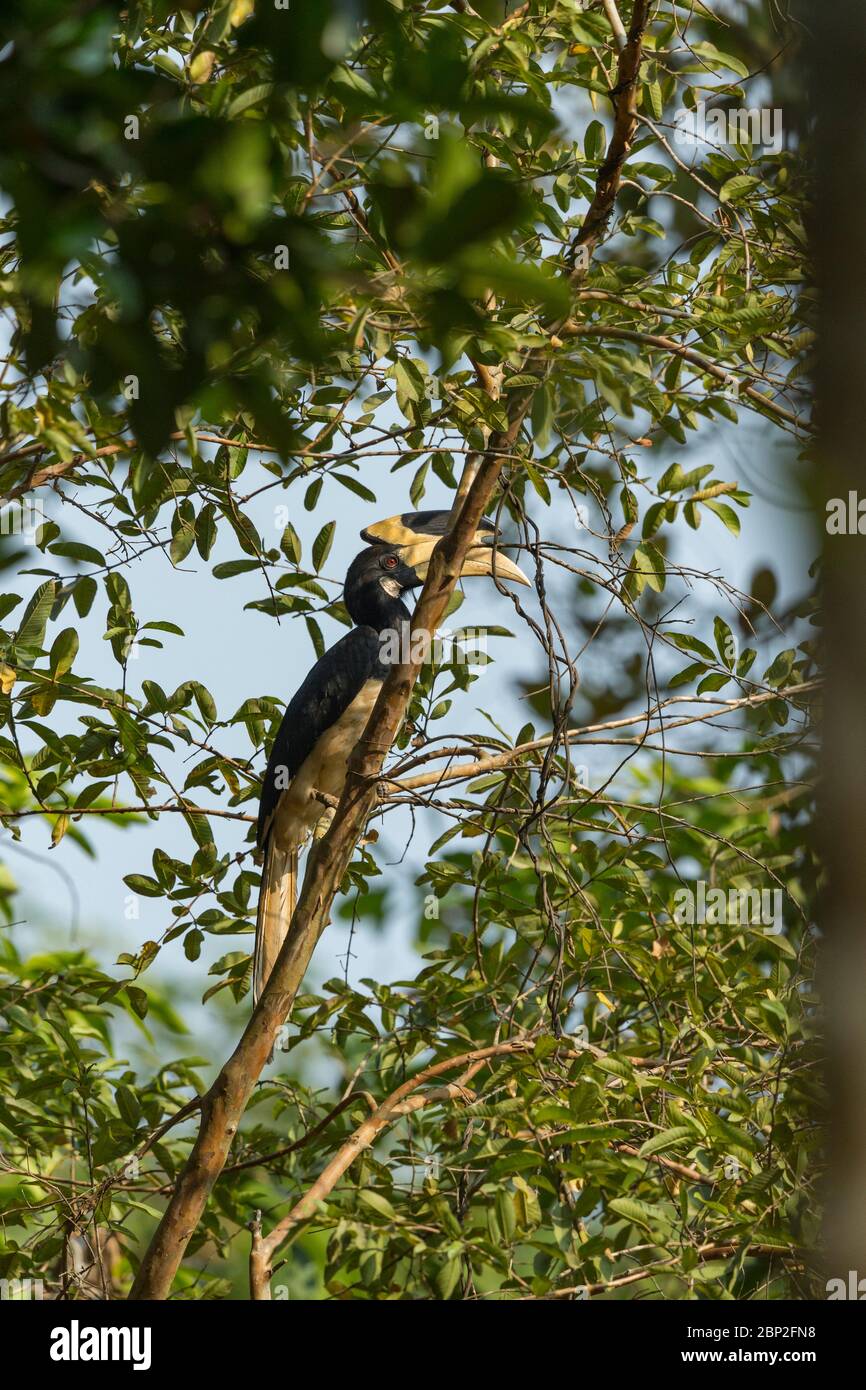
[257,624,382,850]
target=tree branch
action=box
[385,682,819,796]
[564,323,811,431]
[569,0,651,274]
[602,0,628,53]
[248,1040,532,1299]
[1,802,255,824]
[541,1242,802,1300]
[128,397,535,1300]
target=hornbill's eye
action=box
[382,554,398,569]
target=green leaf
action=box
[15,580,56,651]
[584,119,606,161]
[123,874,164,898]
[410,460,429,508]
[764,649,795,688]
[703,500,741,534]
[184,929,204,961]
[115,1084,141,1128]
[689,42,751,79]
[49,540,104,566]
[719,174,760,204]
[669,632,715,662]
[333,472,377,503]
[170,515,197,566]
[48,627,78,678]
[637,1126,696,1159]
[0,594,22,621]
[73,576,98,617]
[305,615,325,659]
[125,985,149,1019]
[226,83,275,117]
[312,521,336,572]
[635,542,666,592]
[280,522,302,564]
[531,383,554,450]
[608,1196,673,1230]
[195,504,218,560]
[435,1253,463,1300]
[213,558,260,579]
[559,1124,629,1143]
[714,616,735,667]
[669,661,705,689]
[192,682,217,722]
[697,670,731,694]
[359,1189,397,1220]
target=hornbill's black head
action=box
[344,544,423,630]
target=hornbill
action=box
[253,512,528,1002]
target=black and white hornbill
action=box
[252,512,529,1002]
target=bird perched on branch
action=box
[252,510,528,1002]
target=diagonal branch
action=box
[385,681,819,796]
[248,1040,533,1299]
[564,323,811,431]
[128,395,535,1300]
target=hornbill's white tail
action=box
[253,842,297,1004]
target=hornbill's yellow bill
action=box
[360,509,531,587]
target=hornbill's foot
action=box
[310,788,337,841]
[311,788,339,811]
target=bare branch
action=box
[249,1041,533,1298]
[387,682,819,796]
